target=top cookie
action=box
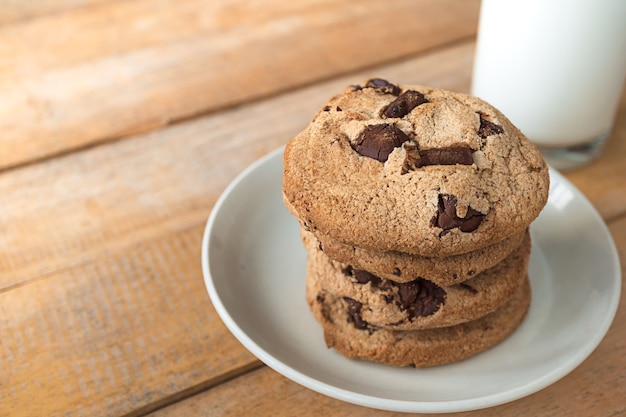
[283,79,549,256]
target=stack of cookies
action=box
[282,79,549,367]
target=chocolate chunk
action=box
[343,297,369,330]
[393,278,445,318]
[392,268,401,276]
[352,124,410,162]
[347,84,363,92]
[403,146,474,173]
[364,78,401,95]
[432,194,485,235]
[346,269,445,319]
[353,269,382,285]
[458,208,485,232]
[322,105,342,112]
[345,267,384,286]
[377,279,395,292]
[478,114,504,138]
[417,147,474,167]
[382,90,429,118]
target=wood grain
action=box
[148,215,626,417]
[0,0,106,24]
[0,41,476,291]
[0,0,480,170]
[0,224,261,417]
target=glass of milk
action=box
[471,0,626,170]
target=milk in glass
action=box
[472,0,626,168]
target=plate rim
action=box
[201,147,621,413]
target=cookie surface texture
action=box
[283,80,549,256]
[305,231,531,330]
[307,273,531,368]
[302,227,527,286]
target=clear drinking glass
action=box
[471,0,626,170]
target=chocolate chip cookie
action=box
[283,79,549,256]
[307,272,531,368]
[301,227,527,286]
[305,230,530,330]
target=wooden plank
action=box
[0,0,480,170]
[0,41,476,291]
[0,224,261,417]
[147,215,626,417]
[0,0,105,24]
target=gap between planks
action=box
[0,0,481,170]
[123,361,265,417]
[0,36,477,175]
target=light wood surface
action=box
[0,0,479,170]
[1,1,624,416]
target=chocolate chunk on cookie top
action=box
[352,124,410,162]
[283,78,549,256]
[432,194,485,235]
[382,90,429,118]
[402,145,474,174]
[478,113,505,138]
[364,78,401,95]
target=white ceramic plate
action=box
[201,147,621,413]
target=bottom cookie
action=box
[307,275,531,368]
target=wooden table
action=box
[2,1,624,416]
